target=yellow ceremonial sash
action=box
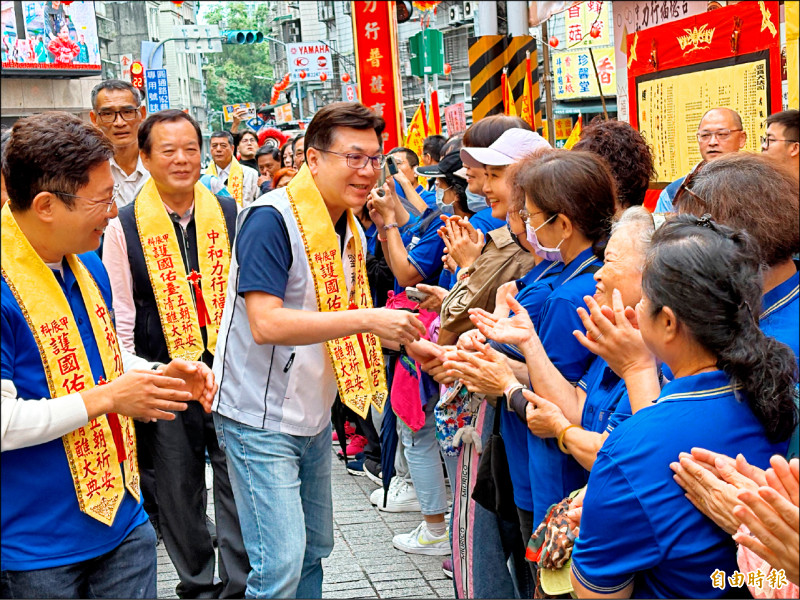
[205,156,244,207]
[1,204,140,526]
[286,165,388,418]
[135,179,231,361]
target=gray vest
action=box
[212,187,361,436]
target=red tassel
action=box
[97,377,127,462]
[349,303,372,369]
[187,270,212,328]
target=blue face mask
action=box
[466,189,488,213]
[525,214,563,262]
[436,185,455,215]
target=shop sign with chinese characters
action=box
[564,0,609,47]
[553,47,615,100]
[286,41,333,82]
[351,0,403,151]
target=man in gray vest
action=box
[212,102,426,598]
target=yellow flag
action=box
[405,102,427,159]
[563,114,582,150]
[520,69,534,128]
[505,74,517,117]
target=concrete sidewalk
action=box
[156,448,455,599]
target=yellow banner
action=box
[564,0,610,47]
[135,180,231,361]
[206,156,244,207]
[787,1,799,109]
[1,204,139,526]
[553,47,615,100]
[285,165,387,417]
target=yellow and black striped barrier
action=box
[468,34,541,127]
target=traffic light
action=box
[130,61,145,91]
[221,30,264,44]
[408,29,444,77]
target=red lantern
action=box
[549,36,559,48]
[341,72,350,83]
[319,72,327,82]
[443,63,451,76]
[171,1,183,4]
[589,26,600,39]
[298,70,307,79]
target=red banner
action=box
[627,0,781,130]
[351,1,404,152]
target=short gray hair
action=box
[611,205,655,267]
[90,79,142,111]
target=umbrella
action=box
[378,355,399,507]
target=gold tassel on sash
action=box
[286,165,388,418]
[1,204,139,526]
[134,179,231,361]
[205,156,244,207]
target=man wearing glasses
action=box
[1,112,217,598]
[212,102,426,598]
[90,80,149,208]
[655,107,746,213]
[102,110,249,598]
[761,109,799,176]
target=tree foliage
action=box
[201,2,273,124]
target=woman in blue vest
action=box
[570,215,797,598]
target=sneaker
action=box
[346,456,366,476]
[337,434,367,458]
[363,457,382,485]
[332,421,356,445]
[373,478,421,512]
[392,521,451,556]
[442,557,454,579]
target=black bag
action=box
[471,400,519,524]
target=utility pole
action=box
[541,21,556,145]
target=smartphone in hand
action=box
[405,286,429,303]
[387,155,399,176]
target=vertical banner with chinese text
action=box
[352,1,404,152]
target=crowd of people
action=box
[0,77,798,600]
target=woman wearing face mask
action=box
[445,151,616,540]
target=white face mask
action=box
[436,184,454,215]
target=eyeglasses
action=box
[696,129,742,142]
[51,184,120,213]
[760,135,799,149]
[518,209,545,226]
[96,108,139,123]
[315,148,386,170]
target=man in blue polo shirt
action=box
[1,112,216,598]
[387,146,436,214]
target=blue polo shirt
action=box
[527,247,604,524]
[395,180,436,211]
[572,370,789,598]
[577,357,627,434]
[760,271,799,369]
[490,259,563,512]
[393,207,445,294]
[1,252,147,571]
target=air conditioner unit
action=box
[319,4,333,21]
[462,1,477,20]
[448,5,463,25]
[288,23,300,37]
